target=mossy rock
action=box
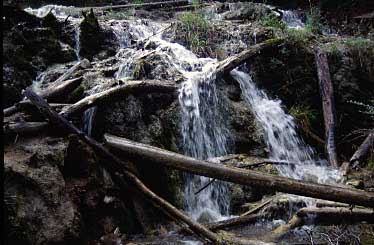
[79,9,103,59]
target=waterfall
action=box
[110,20,232,221]
[179,66,231,222]
[82,107,97,137]
[74,25,81,61]
[280,10,305,29]
[231,69,341,184]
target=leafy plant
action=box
[260,13,286,31]
[289,105,317,125]
[177,12,210,53]
[305,7,322,34]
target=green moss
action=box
[132,59,152,80]
[69,85,84,102]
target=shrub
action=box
[260,13,286,31]
[177,12,210,54]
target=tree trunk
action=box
[23,88,220,244]
[104,134,374,207]
[216,39,283,77]
[268,207,374,240]
[3,59,89,117]
[4,122,48,135]
[314,48,339,167]
[60,80,177,118]
[39,76,83,100]
[350,132,374,168]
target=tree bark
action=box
[4,122,48,135]
[39,76,83,100]
[216,39,283,77]
[207,213,262,231]
[3,58,89,117]
[52,59,90,86]
[350,132,374,168]
[104,134,374,207]
[23,88,219,244]
[314,48,339,167]
[60,80,177,118]
[268,207,374,240]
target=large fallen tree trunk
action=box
[60,80,177,118]
[24,88,219,244]
[350,132,374,168]
[38,76,83,100]
[314,49,339,167]
[3,122,48,135]
[216,39,283,77]
[104,134,374,207]
[267,207,374,241]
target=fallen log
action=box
[267,207,374,241]
[60,80,177,118]
[4,59,89,117]
[104,134,374,207]
[215,39,283,77]
[24,88,219,244]
[3,122,48,135]
[314,48,339,167]
[350,132,374,168]
[207,213,263,231]
[240,196,275,217]
[52,59,90,86]
[38,76,83,100]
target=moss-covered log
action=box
[104,134,374,208]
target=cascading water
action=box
[178,65,231,222]
[110,20,232,221]
[231,69,341,184]
[280,10,305,29]
[74,26,81,61]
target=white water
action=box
[109,19,232,222]
[74,26,81,61]
[231,69,341,185]
[280,10,305,29]
[82,107,96,137]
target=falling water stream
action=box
[24,4,345,243]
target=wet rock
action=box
[3,7,76,107]
[4,136,82,245]
[221,2,271,21]
[79,9,104,59]
[132,53,184,82]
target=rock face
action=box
[4,136,82,245]
[3,6,76,107]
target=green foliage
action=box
[305,7,322,34]
[368,160,374,171]
[289,105,317,124]
[283,28,313,47]
[344,37,372,49]
[260,13,286,31]
[101,9,133,20]
[177,12,210,53]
